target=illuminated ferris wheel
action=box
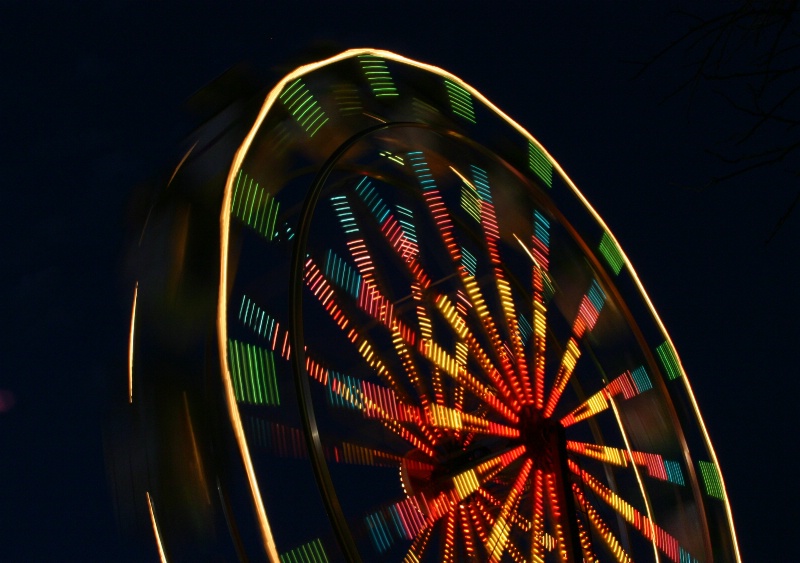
[127,49,740,562]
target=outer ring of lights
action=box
[215,48,742,562]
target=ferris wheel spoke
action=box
[327,439,433,471]
[467,164,532,403]
[237,294,292,359]
[543,471,576,563]
[475,487,534,548]
[530,468,547,563]
[574,510,599,563]
[470,491,540,560]
[329,194,378,285]
[485,457,534,563]
[243,418,308,458]
[433,293,518,409]
[323,370,437,455]
[427,403,519,438]
[390,320,435,412]
[560,366,654,428]
[566,440,684,484]
[404,525,434,563]
[460,271,525,406]
[567,459,690,563]
[478,193,533,407]
[406,286,452,437]
[412,153,524,403]
[361,487,453,556]
[418,337,519,424]
[308,349,438,450]
[366,447,530,555]
[327,194,421,354]
[305,256,413,402]
[442,508,457,563]
[543,279,607,418]
[571,482,631,563]
[350,176,432,289]
[506,541,529,563]
[529,208,553,410]
[245,416,433,472]
[457,505,478,559]
[323,199,419,348]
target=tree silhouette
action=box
[638,1,799,242]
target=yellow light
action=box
[146,492,168,563]
[128,282,138,404]
[453,468,480,500]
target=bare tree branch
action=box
[638,1,800,242]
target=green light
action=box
[228,339,280,405]
[698,460,724,500]
[656,341,682,380]
[460,181,480,222]
[444,79,476,123]
[359,55,399,98]
[598,232,624,275]
[279,538,330,563]
[518,313,532,343]
[231,170,280,240]
[379,150,405,165]
[542,271,555,303]
[527,141,553,188]
[279,79,329,137]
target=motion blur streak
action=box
[146,492,168,563]
[607,396,659,562]
[183,393,211,505]
[127,282,137,404]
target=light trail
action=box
[128,281,138,404]
[146,492,168,563]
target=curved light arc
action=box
[128,281,138,404]
[608,393,660,562]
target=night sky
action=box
[2,2,797,561]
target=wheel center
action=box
[518,405,565,472]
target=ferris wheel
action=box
[127,49,740,562]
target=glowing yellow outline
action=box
[168,141,198,187]
[146,491,168,563]
[448,165,476,191]
[128,281,138,404]
[607,393,660,561]
[218,48,740,562]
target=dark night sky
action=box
[2,1,797,561]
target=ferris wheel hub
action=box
[518,405,566,473]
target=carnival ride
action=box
[124,49,740,562]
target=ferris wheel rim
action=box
[215,48,740,563]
